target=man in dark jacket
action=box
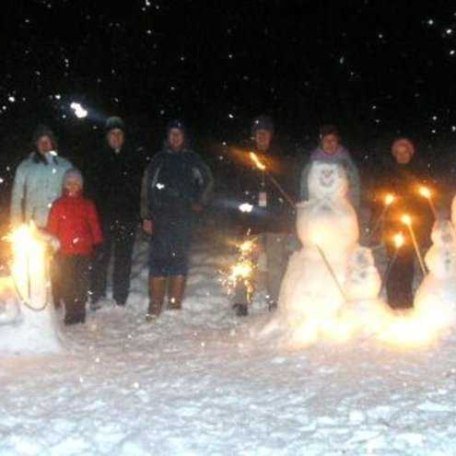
[381,138,434,309]
[88,116,144,307]
[141,120,213,320]
[233,115,295,315]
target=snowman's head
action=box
[308,161,348,200]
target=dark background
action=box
[1,0,456,225]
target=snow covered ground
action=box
[1,230,456,455]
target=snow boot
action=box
[146,277,166,320]
[167,275,186,310]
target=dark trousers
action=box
[91,219,136,305]
[61,255,90,325]
[386,246,415,309]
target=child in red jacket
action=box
[47,169,103,325]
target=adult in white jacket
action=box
[11,125,72,228]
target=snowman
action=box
[0,225,62,355]
[274,161,381,341]
[413,218,456,329]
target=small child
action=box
[47,169,103,325]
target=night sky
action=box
[1,1,456,175]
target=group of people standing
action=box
[10,117,213,324]
[9,113,434,326]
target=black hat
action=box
[166,119,187,134]
[32,124,57,148]
[105,116,125,133]
[251,115,274,135]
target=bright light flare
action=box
[401,214,412,226]
[418,186,432,199]
[238,239,255,254]
[238,202,253,213]
[384,193,395,206]
[393,233,405,249]
[6,224,48,309]
[70,102,88,119]
[249,152,266,171]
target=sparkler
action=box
[401,214,427,275]
[368,193,395,242]
[249,152,295,209]
[418,186,438,220]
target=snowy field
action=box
[1,230,456,455]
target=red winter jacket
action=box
[47,191,103,256]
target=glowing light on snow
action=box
[70,102,88,119]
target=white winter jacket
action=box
[11,151,73,227]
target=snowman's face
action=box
[308,161,348,199]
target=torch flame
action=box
[249,152,266,171]
[401,214,412,226]
[384,194,395,206]
[418,186,432,199]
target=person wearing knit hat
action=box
[11,124,72,228]
[379,136,434,309]
[86,115,145,309]
[232,114,294,316]
[47,168,103,325]
[141,120,213,321]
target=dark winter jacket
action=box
[235,142,296,234]
[47,190,103,256]
[141,147,213,220]
[300,146,360,208]
[379,159,433,249]
[86,144,144,223]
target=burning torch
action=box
[418,185,438,220]
[368,193,395,243]
[401,214,427,276]
[380,232,405,295]
[249,152,295,209]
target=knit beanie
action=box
[63,168,84,187]
[251,115,275,135]
[105,116,126,133]
[32,124,57,148]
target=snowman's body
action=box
[414,219,456,328]
[278,161,381,331]
[0,228,61,355]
